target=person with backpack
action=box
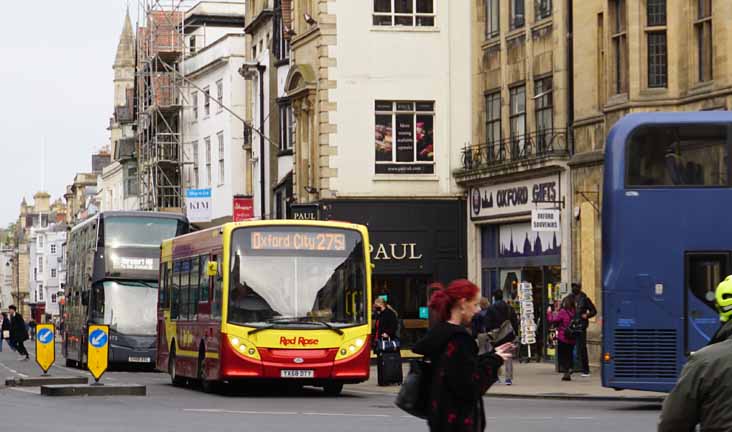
[571,283,597,376]
[547,294,577,381]
[470,297,490,338]
[482,290,519,385]
[413,279,514,432]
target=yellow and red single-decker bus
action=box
[157,220,372,395]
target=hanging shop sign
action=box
[233,195,255,222]
[186,189,212,223]
[531,209,560,232]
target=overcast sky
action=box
[0,1,133,227]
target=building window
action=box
[38,256,44,274]
[536,0,552,20]
[509,85,526,158]
[38,285,43,302]
[647,32,667,88]
[647,0,666,26]
[192,141,199,189]
[38,236,44,249]
[374,100,435,174]
[205,137,212,186]
[611,0,628,94]
[279,103,295,152]
[50,244,57,255]
[373,0,435,27]
[189,35,197,55]
[216,80,223,113]
[34,267,37,281]
[274,1,291,61]
[204,86,211,117]
[510,0,525,29]
[696,0,713,82]
[485,0,500,38]
[125,164,138,197]
[51,268,57,278]
[485,91,501,159]
[534,77,553,151]
[192,91,198,121]
[217,132,225,186]
[51,293,57,304]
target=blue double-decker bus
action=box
[602,112,732,392]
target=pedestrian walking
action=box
[413,279,514,432]
[470,297,490,338]
[0,312,9,352]
[8,306,29,360]
[547,295,576,381]
[373,297,402,386]
[28,319,36,341]
[571,283,597,376]
[658,275,732,431]
[483,290,520,385]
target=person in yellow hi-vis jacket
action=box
[658,275,732,431]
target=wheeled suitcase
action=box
[377,351,403,386]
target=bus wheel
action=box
[197,353,217,394]
[323,382,344,396]
[169,347,185,387]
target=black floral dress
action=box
[413,322,503,432]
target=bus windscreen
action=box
[105,216,185,248]
[228,226,367,328]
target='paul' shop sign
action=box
[470,175,562,220]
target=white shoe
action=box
[581,373,590,377]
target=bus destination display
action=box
[250,231,346,252]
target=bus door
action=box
[684,252,730,355]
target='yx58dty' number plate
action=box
[280,369,314,378]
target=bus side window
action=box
[212,254,222,319]
[171,261,180,320]
[180,260,191,320]
[199,255,209,303]
[159,263,167,307]
[166,262,173,309]
[190,257,200,318]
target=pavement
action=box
[360,361,666,402]
[0,341,662,432]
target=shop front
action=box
[470,173,569,361]
[320,198,467,347]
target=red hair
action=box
[428,279,479,322]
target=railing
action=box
[461,128,569,171]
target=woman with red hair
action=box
[413,279,514,432]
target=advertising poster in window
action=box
[396,114,415,162]
[416,115,434,161]
[375,114,393,162]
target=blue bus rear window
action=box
[626,125,728,187]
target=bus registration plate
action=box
[281,369,314,378]
[128,357,151,363]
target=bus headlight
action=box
[336,337,367,361]
[228,335,260,360]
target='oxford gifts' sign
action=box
[470,175,560,220]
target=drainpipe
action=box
[566,0,575,155]
[257,64,267,219]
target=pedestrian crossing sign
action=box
[87,325,109,382]
[35,323,55,374]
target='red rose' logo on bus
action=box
[280,336,319,346]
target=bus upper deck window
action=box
[626,125,728,187]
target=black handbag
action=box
[394,359,432,419]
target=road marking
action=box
[184,409,299,416]
[303,412,391,418]
[567,417,595,420]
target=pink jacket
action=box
[547,308,576,344]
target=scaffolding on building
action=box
[136,0,195,212]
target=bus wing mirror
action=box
[207,261,218,277]
[370,263,375,270]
